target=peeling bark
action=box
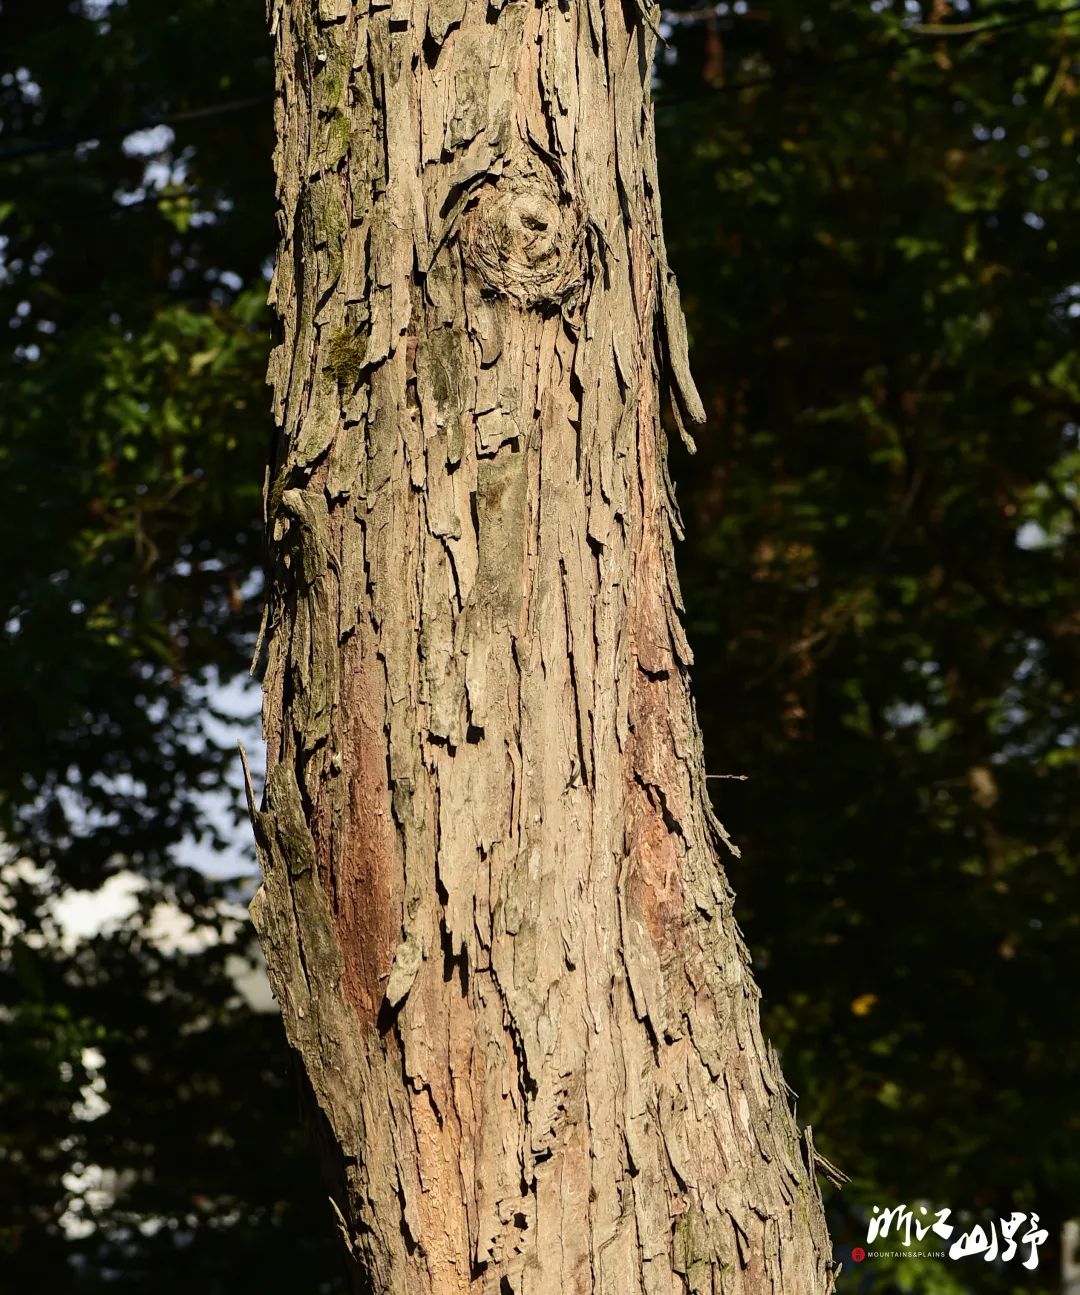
[251,0,836,1291]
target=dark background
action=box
[1,2,1077,1292]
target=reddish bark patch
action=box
[332,630,401,1024]
[625,772,685,953]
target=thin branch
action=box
[0,96,266,163]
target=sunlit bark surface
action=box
[249,0,835,1291]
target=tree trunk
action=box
[248,0,835,1292]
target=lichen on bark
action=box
[253,0,837,1291]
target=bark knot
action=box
[462,163,583,309]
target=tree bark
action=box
[249,0,835,1292]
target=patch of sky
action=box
[884,701,928,729]
[171,664,264,882]
[121,124,176,158]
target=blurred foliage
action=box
[0,0,270,889]
[0,882,342,1294]
[657,1,1080,1288]
[0,1,341,1291]
[0,0,1077,1293]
